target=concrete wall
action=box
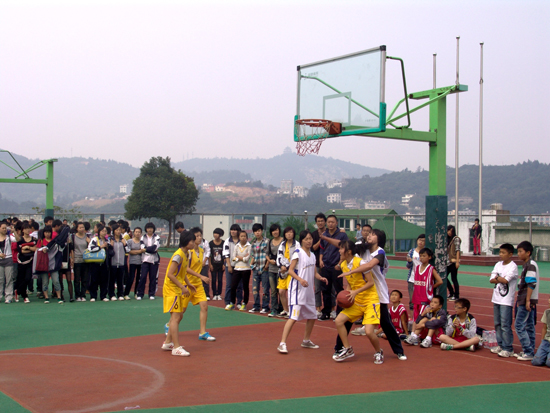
[495,226,550,247]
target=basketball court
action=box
[1,256,548,413]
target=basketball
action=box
[337,290,353,308]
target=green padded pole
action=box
[45,160,55,218]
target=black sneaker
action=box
[318,314,331,321]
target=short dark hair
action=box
[191,227,202,235]
[213,228,224,236]
[111,224,120,233]
[474,218,479,223]
[417,233,425,240]
[252,223,263,232]
[175,221,185,230]
[108,220,117,227]
[269,223,281,236]
[283,226,295,240]
[83,222,90,231]
[455,298,471,311]
[230,224,241,232]
[517,240,533,256]
[179,230,195,248]
[144,222,156,232]
[499,243,514,254]
[43,225,52,233]
[239,230,248,238]
[390,289,403,299]
[371,229,386,249]
[419,247,433,257]
[432,295,444,306]
[326,214,337,222]
[22,222,31,231]
[362,224,372,230]
[52,219,62,228]
[299,229,312,243]
[134,227,142,233]
[32,222,40,231]
[315,213,327,222]
[44,216,53,223]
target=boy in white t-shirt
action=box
[406,234,425,311]
[489,243,518,358]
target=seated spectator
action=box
[532,297,550,368]
[376,290,409,340]
[405,295,447,348]
[439,298,481,351]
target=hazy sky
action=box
[1,0,548,172]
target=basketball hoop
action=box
[294,119,341,156]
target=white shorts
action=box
[289,304,317,321]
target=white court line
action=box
[0,353,165,413]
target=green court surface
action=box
[0,300,279,352]
[3,382,550,413]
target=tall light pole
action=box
[478,42,484,250]
[454,37,460,231]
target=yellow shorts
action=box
[181,283,207,308]
[277,275,290,290]
[163,296,184,313]
[340,302,380,325]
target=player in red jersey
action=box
[412,248,443,321]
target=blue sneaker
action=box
[199,332,216,341]
[164,322,169,335]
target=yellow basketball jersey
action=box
[187,247,204,286]
[163,248,189,296]
[341,256,379,306]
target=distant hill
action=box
[2,150,548,214]
[173,152,390,187]
[0,150,389,203]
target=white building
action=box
[401,194,415,206]
[327,180,343,189]
[280,179,293,194]
[119,184,128,194]
[327,193,341,203]
[293,186,308,198]
[364,201,388,209]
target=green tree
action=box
[268,215,316,238]
[125,157,199,246]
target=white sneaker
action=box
[490,345,502,354]
[277,343,288,354]
[124,295,131,300]
[24,298,31,304]
[81,298,86,302]
[260,309,268,314]
[420,338,432,348]
[76,298,82,302]
[236,304,242,310]
[111,297,117,301]
[330,310,337,319]
[172,346,190,357]
[90,298,96,302]
[118,297,124,301]
[149,296,155,300]
[351,326,366,336]
[207,297,210,301]
[136,297,142,301]
[102,298,109,302]
[161,342,174,351]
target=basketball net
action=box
[294,119,332,156]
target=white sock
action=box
[425,336,432,342]
[410,332,418,339]
[280,342,286,346]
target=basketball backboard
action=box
[295,45,386,141]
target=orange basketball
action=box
[337,290,353,308]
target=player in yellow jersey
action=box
[186,227,215,341]
[333,240,384,364]
[162,231,197,357]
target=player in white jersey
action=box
[340,229,407,361]
[277,230,328,354]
